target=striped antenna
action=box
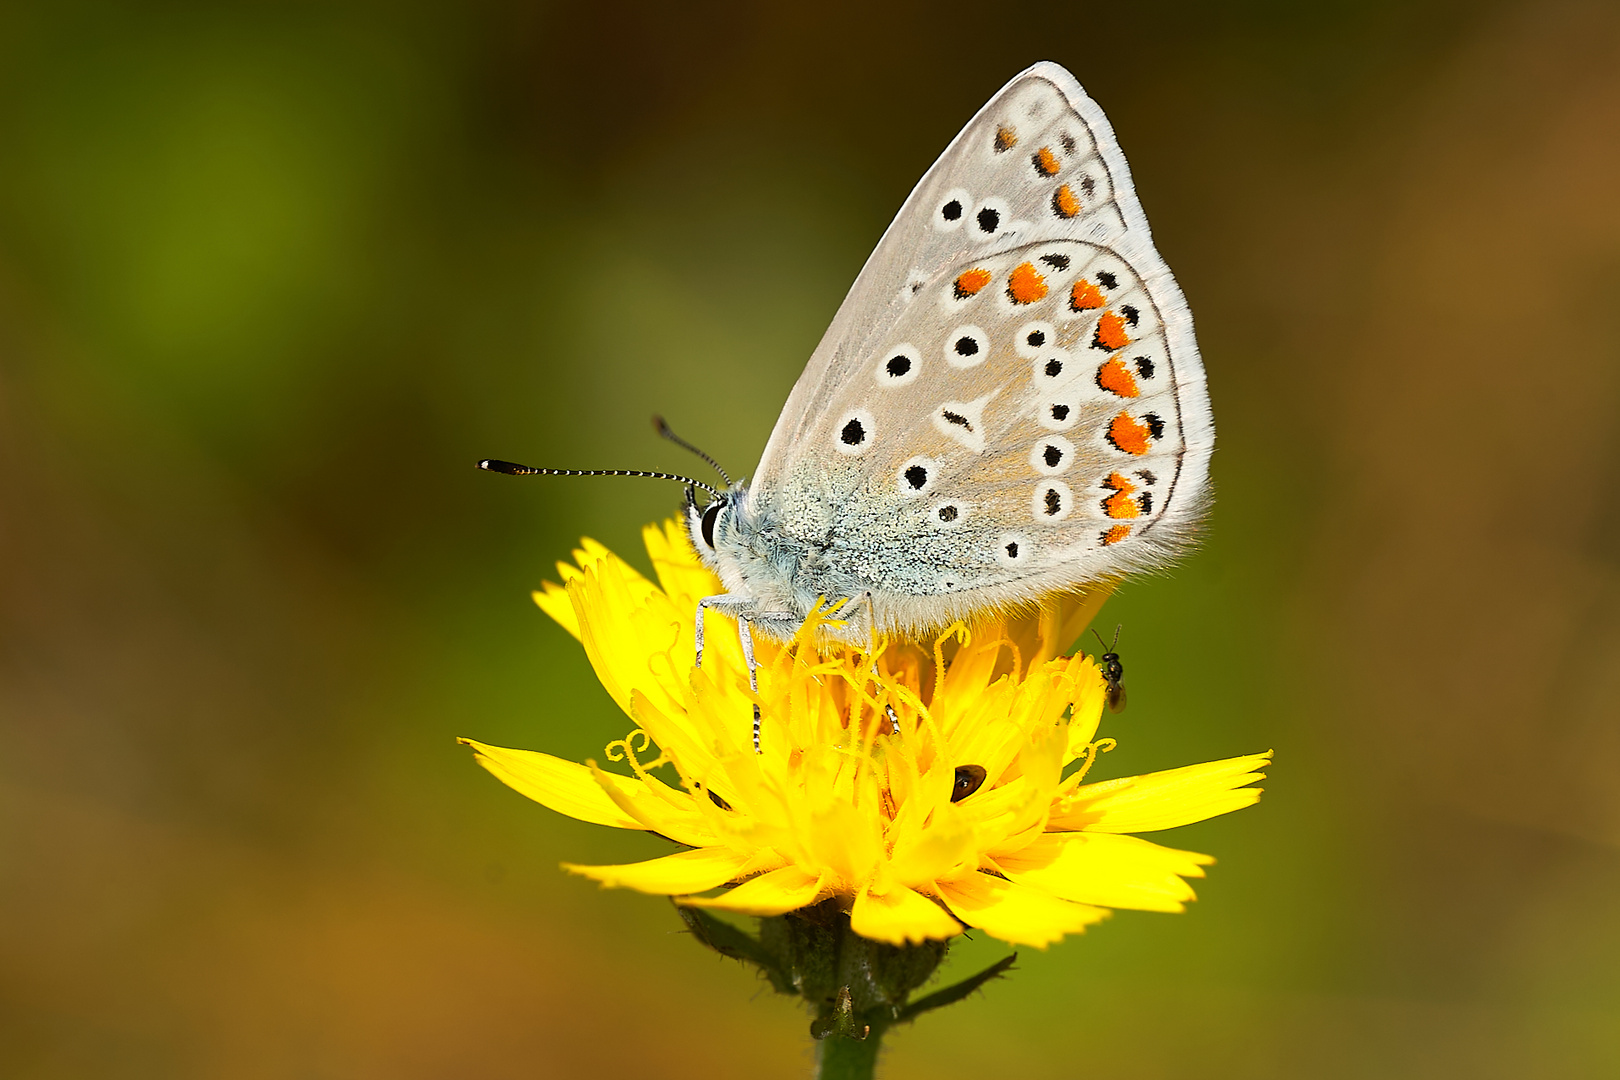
[653,415,731,486]
[477,459,721,499]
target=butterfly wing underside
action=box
[750,62,1213,617]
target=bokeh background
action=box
[4,0,1620,1076]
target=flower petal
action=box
[888,801,977,886]
[532,581,579,638]
[584,762,721,848]
[1063,658,1110,760]
[851,883,964,945]
[1047,587,1114,663]
[681,865,825,916]
[564,846,775,895]
[643,520,722,612]
[459,739,645,830]
[996,832,1211,912]
[936,871,1109,947]
[1050,751,1271,833]
[533,539,619,639]
[570,555,678,720]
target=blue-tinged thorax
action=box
[685,477,862,623]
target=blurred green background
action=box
[4,1,1620,1076]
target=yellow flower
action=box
[461,520,1269,949]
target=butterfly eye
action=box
[951,765,987,802]
[701,501,722,549]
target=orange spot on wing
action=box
[1006,262,1048,305]
[1101,524,1131,546]
[1102,471,1140,519]
[1096,357,1140,398]
[1094,310,1132,351]
[1033,147,1060,176]
[1069,278,1104,311]
[954,267,992,298]
[1053,183,1081,218]
[1107,412,1153,456]
[994,125,1018,152]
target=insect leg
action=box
[736,617,762,754]
[694,596,780,753]
[694,593,749,669]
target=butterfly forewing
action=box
[746,63,1212,629]
[757,68,1135,469]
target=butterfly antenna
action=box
[477,459,721,499]
[653,415,732,486]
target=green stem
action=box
[815,1026,884,1080]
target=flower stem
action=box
[815,1027,883,1080]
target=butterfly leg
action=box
[735,617,762,754]
[694,595,780,754]
[736,610,803,755]
[694,593,751,670]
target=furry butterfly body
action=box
[686,61,1213,642]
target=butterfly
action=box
[484,61,1211,720]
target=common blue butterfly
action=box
[484,62,1211,726]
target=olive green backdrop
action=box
[4,1,1619,1076]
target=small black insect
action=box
[1092,625,1127,713]
[951,764,987,802]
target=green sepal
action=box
[673,902,795,994]
[895,952,1017,1023]
[674,899,1014,1080]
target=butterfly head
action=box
[685,481,750,570]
